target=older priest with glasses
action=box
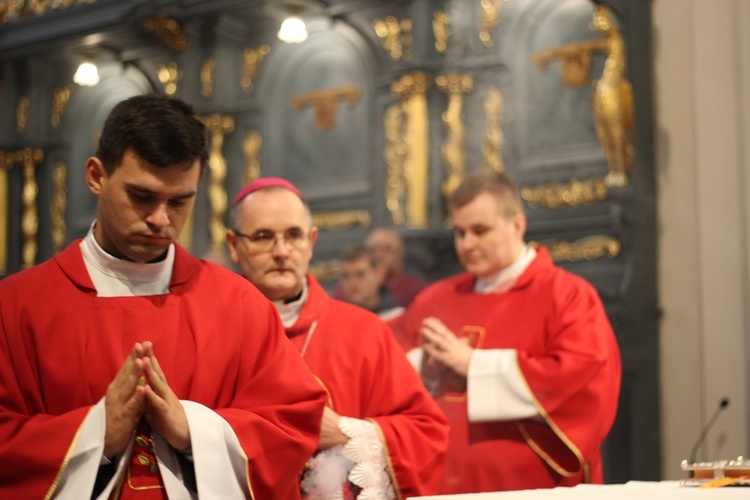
[226,178,450,499]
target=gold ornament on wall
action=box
[51,85,73,130]
[373,16,412,60]
[521,178,608,209]
[311,210,371,231]
[433,10,451,53]
[531,235,620,263]
[20,148,44,268]
[292,86,360,131]
[383,104,407,226]
[142,16,188,51]
[16,96,29,134]
[482,88,505,173]
[479,0,506,48]
[201,58,216,98]
[200,114,234,249]
[243,130,262,185]
[591,4,634,188]
[533,39,608,88]
[389,72,430,229]
[242,45,270,93]
[0,152,14,275]
[51,161,67,253]
[436,73,473,200]
[1,0,97,26]
[158,62,182,95]
[309,258,341,283]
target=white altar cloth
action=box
[414,481,748,499]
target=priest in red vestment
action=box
[226,178,450,499]
[0,95,327,499]
[390,169,622,494]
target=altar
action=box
[415,481,748,499]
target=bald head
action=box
[365,228,404,275]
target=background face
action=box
[339,257,380,308]
[227,189,316,302]
[366,229,402,275]
[451,192,526,279]
[88,149,200,263]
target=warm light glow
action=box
[278,16,308,43]
[73,62,100,86]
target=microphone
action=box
[689,397,730,464]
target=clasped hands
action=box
[104,341,190,458]
[420,316,473,378]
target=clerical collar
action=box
[474,245,536,294]
[80,221,175,297]
[273,281,308,328]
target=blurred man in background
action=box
[338,244,404,320]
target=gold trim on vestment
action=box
[44,405,96,499]
[515,351,586,478]
[314,375,335,410]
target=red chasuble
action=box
[0,241,327,499]
[286,276,450,498]
[392,248,621,494]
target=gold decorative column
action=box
[201,114,234,249]
[383,104,407,226]
[0,152,13,275]
[51,161,67,253]
[243,130,262,185]
[201,58,216,98]
[16,97,29,135]
[19,148,44,268]
[391,73,430,229]
[483,88,505,172]
[437,73,473,200]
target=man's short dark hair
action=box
[448,169,524,218]
[96,94,208,175]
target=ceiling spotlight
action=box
[278,16,307,43]
[73,61,99,86]
[277,5,308,43]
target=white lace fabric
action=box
[339,417,396,500]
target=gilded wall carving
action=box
[482,88,505,173]
[311,210,371,231]
[292,86,360,131]
[243,130,262,185]
[158,62,182,95]
[201,115,234,249]
[532,235,621,263]
[373,16,412,60]
[437,73,473,200]
[51,161,67,253]
[242,45,270,93]
[51,85,73,130]
[1,0,96,25]
[389,72,430,229]
[591,4,634,188]
[522,178,608,209]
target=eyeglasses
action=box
[233,228,308,252]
